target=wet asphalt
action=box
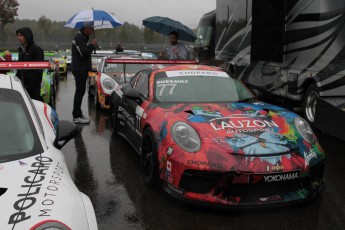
[56,72,345,230]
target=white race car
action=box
[0,66,98,230]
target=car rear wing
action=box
[102,59,199,83]
[0,61,51,69]
[105,59,199,64]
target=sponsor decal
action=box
[304,149,317,166]
[9,156,53,225]
[266,165,284,171]
[118,106,134,125]
[187,160,222,169]
[166,161,172,172]
[167,183,184,196]
[165,70,229,78]
[135,106,144,117]
[166,147,174,156]
[0,187,8,197]
[157,79,188,84]
[19,161,27,166]
[38,161,65,217]
[259,195,282,202]
[8,157,65,225]
[261,170,300,183]
[166,161,173,183]
[209,115,279,133]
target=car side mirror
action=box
[54,120,79,149]
[124,89,143,103]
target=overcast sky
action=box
[17,0,215,29]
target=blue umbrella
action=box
[143,16,197,42]
[64,9,122,30]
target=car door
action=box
[120,70,149,152]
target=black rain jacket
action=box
[71,30,95,72]
[16,27,44,89]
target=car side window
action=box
[130,72,141,89]
[134,71,149,97]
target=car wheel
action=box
[141,128,159,187]
[109,100,118,131]
[94,87,100,108]
[303,83,319,124]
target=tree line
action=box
[1,1,195,51]
[3,17,169,46]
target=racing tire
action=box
[94,87,100,109]
[141,128,159,187]
[303,83,319,125]
[109,100,118,132]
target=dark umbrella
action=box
[143,16,197,42]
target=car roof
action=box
[0,74,27,94]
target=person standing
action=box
[159,31,188,60]
[16,27,44,101]
[71,21,97,124]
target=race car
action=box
[90,55,151,109]
[0,65,98,229]
[109,63,325,207]
[6,56,58,108]
[53,51,67,76]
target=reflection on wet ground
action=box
[56,73,345,230]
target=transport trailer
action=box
[315,98,345,141]
[194,0,345,139]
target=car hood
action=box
[152,101,309,156]
[0,151,90,229]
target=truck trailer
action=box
[195,0,345,140]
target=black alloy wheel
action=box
[303,83,319,125]
[141,128,159,187]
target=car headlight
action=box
[171,121,201,152]
[102,78,116,90]
[31,220,70,230]
[294,117,315,144]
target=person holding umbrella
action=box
[160,31,188,60]
[71,21,98,124]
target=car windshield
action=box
[154,71,253,103]
[104,62,151,77]
[0,89,43,163]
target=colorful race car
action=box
[109,63,325,207]
[52,51,67,76]
[0,69,98,229]
[90,55,151,109]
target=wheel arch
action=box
[300,78,318,97]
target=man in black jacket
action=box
[16,27,44,101]
[71,21,97,124]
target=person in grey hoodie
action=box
[16,27,44,101]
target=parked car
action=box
[0,72,98,230]
[4,58,58,108]
[109,63,325,208]
[89,55,150,109]
[53,51,67,76]
[59,49,72,69]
